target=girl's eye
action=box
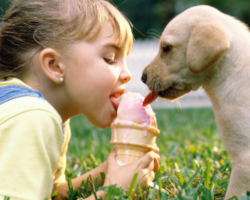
[104,58,116,65]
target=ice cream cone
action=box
[110,120,160,165]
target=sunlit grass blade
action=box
[158,178,162,198]
[184,165,201,189]
[94,177,98,191]
[211,183,216,197]
[138,185,143,198]
[205,159,211,187]
[69,191,77,200]
[100,172,105,183]
[105,185,112,200]
[67,178,73,193]
[51,190,58,200]
[127,172,139,198]
[169,175,182,187]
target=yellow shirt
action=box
[0,78,71,200]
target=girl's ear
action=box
[39,48,65,84]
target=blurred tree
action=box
[0,0,11,18]
[0,0,250,39]
[110,0,178,39]
[110,0,250,39]
[197,0,250,26]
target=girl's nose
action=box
[120,66,131,84]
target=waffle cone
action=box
[110,121,160,165]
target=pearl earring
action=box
[59,77,64,83]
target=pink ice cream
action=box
[114,92,157,128]
[110,92,159,165]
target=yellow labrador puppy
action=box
[142,5,250,199]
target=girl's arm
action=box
[54,150,159,200]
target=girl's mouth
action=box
[110,89,125,111]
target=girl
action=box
[0,0,159,199]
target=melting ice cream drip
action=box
[116,157,125,166]
[122,122,133,142]
[113,124,117,142]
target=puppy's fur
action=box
[142,5,250,199]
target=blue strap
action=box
[0,85,46,105]
[0,84,66,141]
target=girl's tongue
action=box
[110,96,119,111]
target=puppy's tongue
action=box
[110,96,119,111]
[143,91,159,106]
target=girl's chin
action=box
[87,104,117,128]
[92,116,115,129]
[98,122,112,129]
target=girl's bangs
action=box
[84,1,134,54]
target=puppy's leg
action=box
[225,157,250,199]
[219,125,250,198]
[215,107,250,199]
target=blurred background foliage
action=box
[1,0,250,39]
[109,0,250,39]
[0,0,9,17]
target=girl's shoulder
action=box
[0,96,62,124]
[0,77,62,124]
[0,98,64,200]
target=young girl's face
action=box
[62,23,131,128]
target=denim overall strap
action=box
[0,85,46,105]
[0,84,66,141]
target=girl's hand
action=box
[104,149,160,190]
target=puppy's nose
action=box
[141,73,147,84]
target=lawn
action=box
[63,108,244,199]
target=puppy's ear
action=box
[187,21,230,74]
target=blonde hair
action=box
[0,0,133,79]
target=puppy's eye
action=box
[162,45,172,52]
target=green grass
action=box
[64,108,248,199]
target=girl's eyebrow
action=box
[103,43,121,50]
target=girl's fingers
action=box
[145,159,157,176]
[146,160,155,172]
[107,149,118,166]
[149,171,155,182]
[153,146,160,154]
[108,150,160,173]
[141,171,155,189]
[153,156,160,172]
[135,151,156,169]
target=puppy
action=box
[142,5,250,199]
